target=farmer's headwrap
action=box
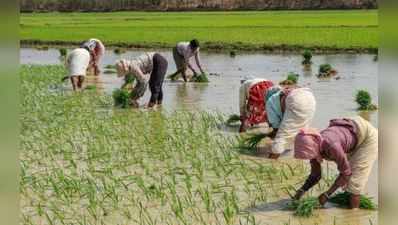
[115,59,131,77]
[294,127,323,163]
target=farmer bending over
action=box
[115,52,168,108]
[293,116,378,209]
[239,77,274,132]
[265,86,316,159]
[64,47,92,91]
[80,38,105,76]
[169,39,205,82]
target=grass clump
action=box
[287,197,320,217]
[355,90,377,111]
[191,73,209,83]
[302,49,312,65]
[226,114,240,126]
[329,192,377,210]
[112,88,131,108]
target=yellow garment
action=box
[346,116,378,195]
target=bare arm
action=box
[294,159,322,199]
[194,50,204,74]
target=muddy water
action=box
[21,48,378,224]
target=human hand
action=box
[293,189,305,200]
[318,193,329,206]
[268,153,280,159]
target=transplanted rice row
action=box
[21,65,319,224]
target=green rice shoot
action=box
[287,197,320,217]
[191,73,209,83]
[226,114,240,126]
[238,133,267,152]
[328,192,377,210]
[112,88,131,108]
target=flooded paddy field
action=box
[20,48,378,225]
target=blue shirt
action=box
[266,90,283,128]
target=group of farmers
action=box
[65,38,204,107]
[65,38,378,210]
[240,77,378,209]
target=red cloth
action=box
[245,80,274,125]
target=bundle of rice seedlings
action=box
[355,90,378,111]
[280,72,299,85]
[287,197,320,217]
[328,192,377,210]
[113,48,126,55]
[226,114,240,126]
[58,48,67,57]
[112,88,131,108]
[191,73,209,83]
[238,133,267,152]
[105,64,116,69]
[317,64,337,78]
[302,49,313,65]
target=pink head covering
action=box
[294,127,323,162]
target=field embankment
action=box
[20,10,378,52]
[20,0,377,12]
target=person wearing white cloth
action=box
[265,86,316,159]
[169,39,205,82]
[64,48,91,91]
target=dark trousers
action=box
[149,53,168,104]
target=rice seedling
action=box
[113,48,125,54]
[237,133,267,153]
[59,48,67,57]
[112,88,131,108]
[302,49,313,65]
[280,72,299,85]
[20,65,316,225]
[105,64,116,69]
[287,197,320,217]
[191,73,209,83]
[355,90,378,111]
[317,64,338,78]
[230,51,236,57]
[328,192,377,210]
[226,114,241,126]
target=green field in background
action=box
[20,10,378,51]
